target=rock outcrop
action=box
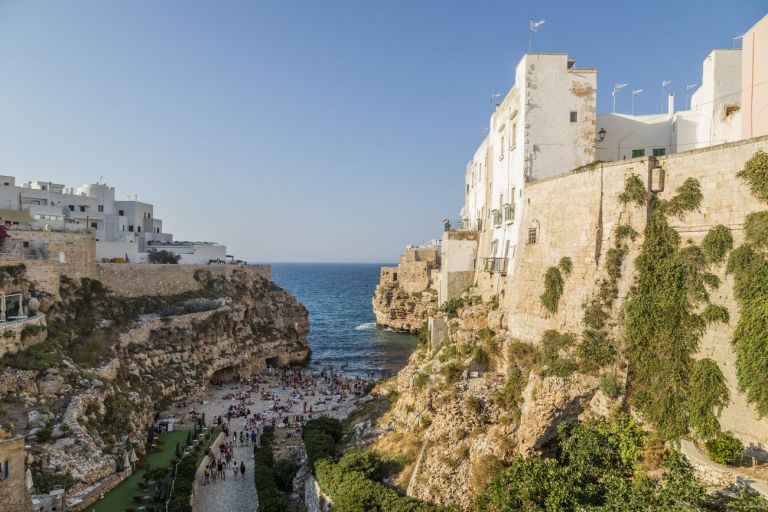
[372,281,436,332]
[375,299,620,511]
[0,267,309,496]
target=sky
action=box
[0,1,765,262]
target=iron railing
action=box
[491,210,502,227]
[484,257,509,274]
[443,219,482,232]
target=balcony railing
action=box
[484,257,509,274]
[503,203,514,222]
[443,219,482,232]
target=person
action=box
[240,461,246,479]
[204,467,210,485]
[232,460,238,480]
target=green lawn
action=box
[87,429,213,512]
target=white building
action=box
[0,176,227,264]
[596,49,743,161]
[453,53,597,302]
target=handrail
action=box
[483,257,509,274]
[443,219,482,232]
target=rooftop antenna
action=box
[528,19,545,53]
[98,174,103,184]
[612,83,628,113]
[631,88,643,115]
[661,80,672,113]
[490,92,501,105]
[733,34,743,49]
[685,83,697,110]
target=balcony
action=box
[503,203,514,222]
[443,219,482,232]
[484,257,509,274]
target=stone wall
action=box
[0,436,34,512]
[95,263,271,297]
[0,314,47,358]
[486,135,768,449]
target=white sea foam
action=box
[354,322,377,330]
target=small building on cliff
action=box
[0,434,34,512]
[372,244,440,332]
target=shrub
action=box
[744,211,768,248]
[705,431,743,466]
[464,395,484,415]
[494,369,527,411]
[577,330,615,374]
[413,373,429,389]
[302,418,342,469]
[688,359,729,440]
[558,257,573,276]
[737,150,768,203]
[472,346,489,369]
[273,459,299,493]
[440,297,466,319]
[598,374,621,398]
[416,323,429,348]
[540,267,564,314]
[147,249,181,264]
[700,304,729,324]
[619,174,647,206]
[701,225,733,264]
[441,360,465,383]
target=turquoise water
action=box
[270,263,417,377]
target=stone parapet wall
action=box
[484,135,768,450]
[95,263,271,297]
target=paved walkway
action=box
[681,439,768,498]
[192,435,258,512]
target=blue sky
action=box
[0,1,764,262]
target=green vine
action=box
[618,174,647,206]
[737,149,768,202]
[701,225,733,264]
[624,179,728,440]
[540,267,565,314]
[688,358,729,440]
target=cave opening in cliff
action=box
[265,356,280,368]
[209,365,239,384]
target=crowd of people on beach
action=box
[194,365,376,488]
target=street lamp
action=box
[612,83,628,113]
[631,89,643,115]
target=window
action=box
[137,226,141,232]
[652,148,666,157]
[631,149,645,158]
[98,205,104,212]
[118,209,124,216]
[392,272,398,282]
[128,225,134,232]
[528,227,537,244]
[499,136,505,160]
[79,205,86,212]
[90,222,97,229]
[155,227,160,233]
[68,205,74,211]
[570,111,578,123]
[511,122,517,149]
[122,226,125,231]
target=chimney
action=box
[668,93,675,115]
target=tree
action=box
[147,249,181,264]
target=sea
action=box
[270,263,418,377]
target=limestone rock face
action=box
[0,269,310,495]
[380,301,619,511]
[371,281,436,333]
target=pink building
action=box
[742,14,768,139]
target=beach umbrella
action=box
[129,448,138,466]
[25,468,33,491]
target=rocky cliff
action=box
[371,281,436,333]
[0,266,309,497]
